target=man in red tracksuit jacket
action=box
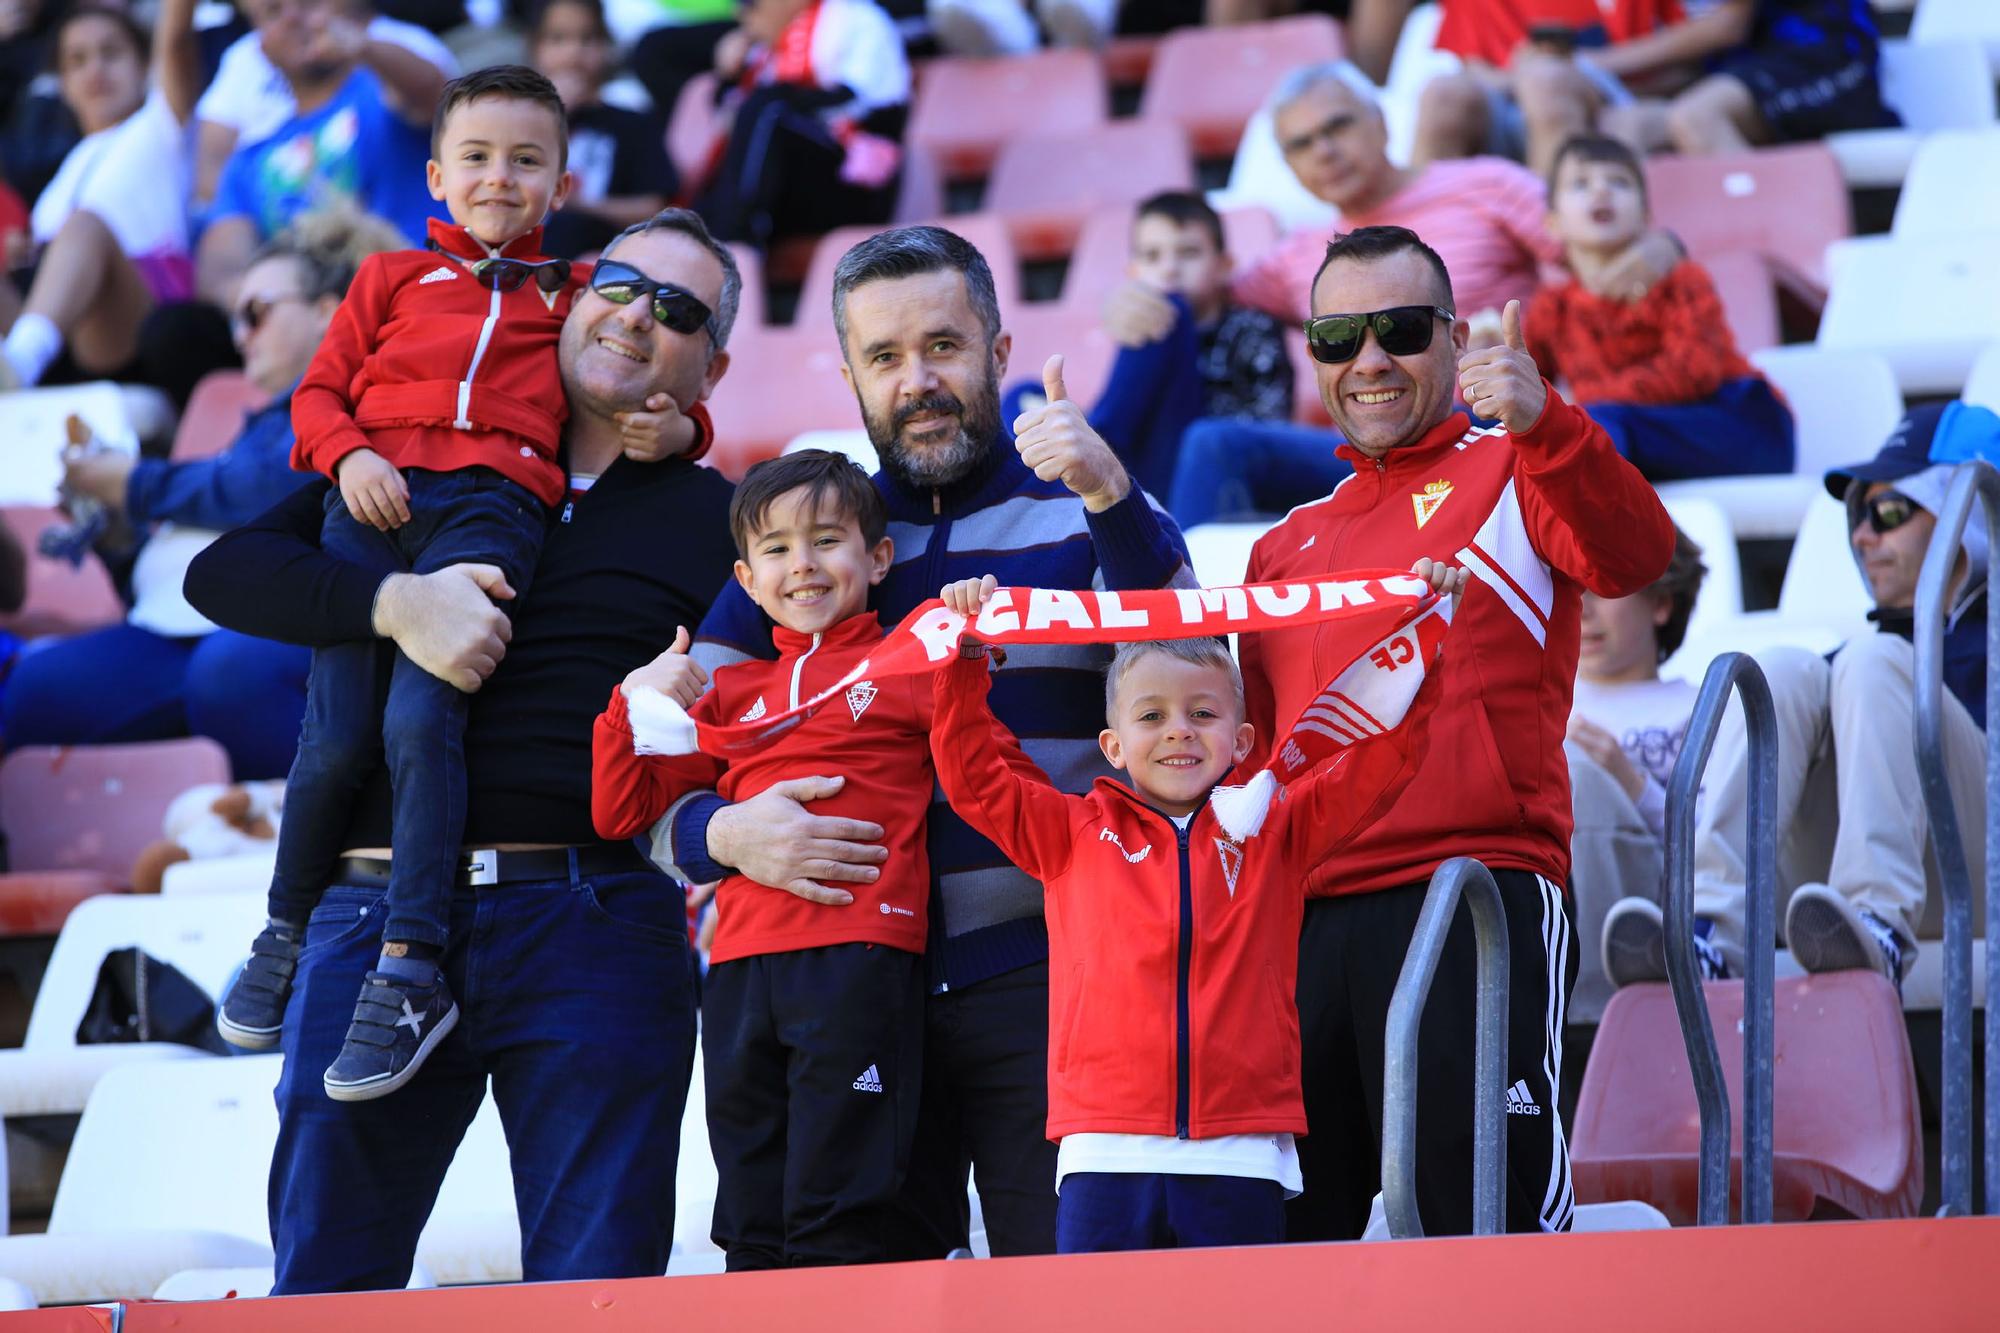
[1244,224,1675,1240]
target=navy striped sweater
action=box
[667,442,1193,992]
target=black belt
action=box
[335,843,652,889]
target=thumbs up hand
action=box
[1013,353,1132,513]
[621,625,710,708]
[1455,299,1547,436]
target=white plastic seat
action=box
[1911,0,2000,75]
[1359,1190,1668,1239]
[160,850,278,896]
[1891,129,2000,238]
[782,429,880,475]
[1962,341,2000,412]
[1819,232,2000,394]
[1182,521,1269,588]
[0,382,173,507]
[1827,40,1999,187]
[1658,495,1743,625]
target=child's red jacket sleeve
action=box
[291,251,395,478]
[591,685,727,840]
[930,653,1084,885]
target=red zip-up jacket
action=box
[292,218,579,508]
[932,652,1437,1141]
[591,611,933,963]
[1241,391,1674,898]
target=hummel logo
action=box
[739,696,767,722]
[852,1064,883,1093]
[396,999,425,1037]
[418,265,459,285]
[1214,837,1243,897]
[1505,1078,1541,1116]
[1098,827,1152,863]
[846,680,878,721]
[1299,534,1317,551]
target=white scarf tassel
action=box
[1208,768,1279,842]
[626,686,700,756]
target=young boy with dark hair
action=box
[216,66,693,1100]
[1523,133,1794,483]
[1087,189,1293,501]
[927,564,1457,1253]
[592,448,933,1271]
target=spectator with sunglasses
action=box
[1603,402,2000,996]
[1240,224,1674,1239]
[214,66,693,1102]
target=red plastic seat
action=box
[702,327,860,479]
[667,72,720,190]
[726,243,767,330]
[0,506,125,639]
[1702,249,1780,355]
[1139,15,1345,159]
[1061,204,1284,315]
[1571,972,1923,1224]
[171,371,268,461]
[795,213,1022,336]
[986,121,1196,261]
[910,49,1108,182]
[1645,144,1849,302]
[1000,304,1118,410]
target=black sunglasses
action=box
[589,259,720,342]
[1863,489,1922,535]
[230,292,306,337]
[426,240,573,295]
[1303,305,1456,364]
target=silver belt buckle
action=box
[463,849,500,887]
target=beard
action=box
[865,370,1002,493]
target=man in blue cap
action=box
[1602,401,1998,990]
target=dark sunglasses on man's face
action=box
[231,292,306,337]
[1863,489,1922,535]
[589,259,719,342]
[1302,305,1456,364]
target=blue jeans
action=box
[270,469,545,942]
[1057,1172,1285,1253]
[1585,376,1796,482]
[0,621,310,779]
[269,864,697,1293]
[1165,418,1353,529]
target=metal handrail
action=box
[1662,652,1778,1225]
[1381,857,1510,1238]
[1912,459,2000,1218]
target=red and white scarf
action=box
[628,571,1452,841]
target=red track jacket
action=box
[292,218,578,508]
[932,653,1437,1141]
[592,611,934,963]
[1241,390,1675,898]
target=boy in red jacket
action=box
[929,564,1457,1253]
[592,450,933,1270]
[216,66,699,1102]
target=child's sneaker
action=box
[322,970,459,1102]
[1601,897,1730,988]
[217,921,302,1050]
[1785,883,1911,991]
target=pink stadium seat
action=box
[1701,249,1780,355]
[726,243,767,330]
[795,214,1021,335]
[667,73,720,191]
[909,50,1109,182]
[1003,304,1119,410]
[1139,15,1345,159]
[170,372,268,461]
[1060,204,1284,316]
[1102,35,1159,89]
[0,506,124,640]
[891,142,947,226]
[1571,973,1923,1224]
[986,121,1196,261]
[1288,332,1331,427]
[1644,144,1850,302]
[702,327,858,478]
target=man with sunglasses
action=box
[185,207,742,1292]
[1604,401,2000,995]
[1239,224,1675,1240]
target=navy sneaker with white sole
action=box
[322,970,459,1102]
[216,921,302,1050]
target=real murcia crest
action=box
[846,680,878,721]
[1412,479,1453,529]
[1098,827,1152,864]
[738,696,767,723]
[1214,837,1243,897]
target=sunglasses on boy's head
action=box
[469,255,573,295]
[1302,305,1457,364]
[588,260,720,342]
[1862,489,1923,535]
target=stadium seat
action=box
[160,851,276,897]
[702,328,858,478]
[0,506,125,640]
[0,381,171,508]
[1644,144,1849,299]
[1183,522,1267,588]
[1827,39,1998,187]
[1058,204,1284,315]
[0,739,231,883]
[782,430,879,474]
[1911,0,2000,75]
[169,372,267,462]
[794,214,1020,335]
[909,49,1108,181]
[1890,128,2000,238]
[1102,34,1158,89]
[1658,495,1744,627]
[1819,232,2000,393]
[1001,304,1120,410]
[1209,106,1339,235]
[1379,1,1459,168]
[1139,15,1346,160]
[1289,331,1332,426]
[1572,972,1924,1224]
[1702,249,1781,354]
[1963,340,2000,411]
[666,72,719,191]
[727,243,767,330]
[985,120,1196,260]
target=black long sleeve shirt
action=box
[184,457,739,849]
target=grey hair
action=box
[829,225,1002,358]
[602,207,742,351]
[1268,60,1381,127]
[1104,637,1245,722]
[252,202,404,302]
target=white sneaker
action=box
[1602,898,1667,988]
[1785,883,1911,985]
